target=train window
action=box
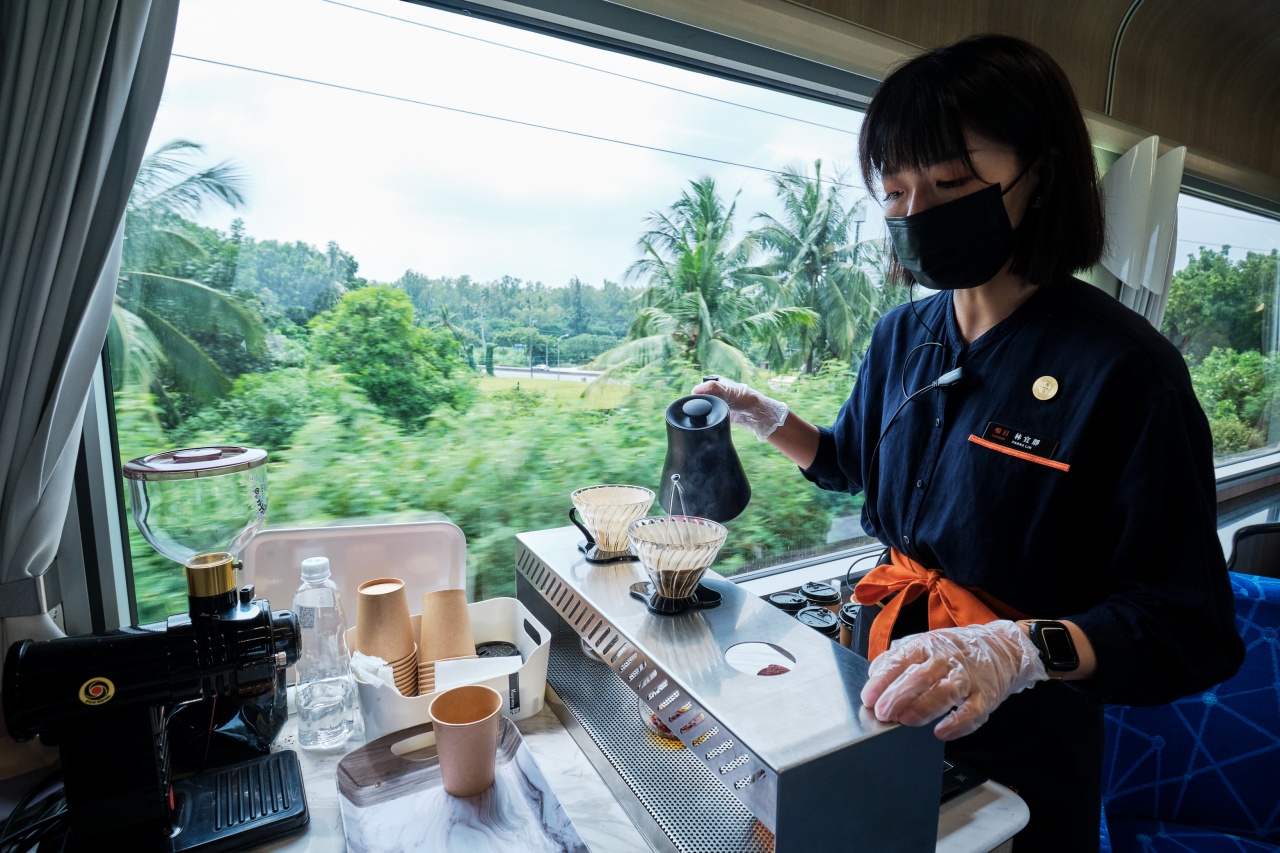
[110,0,894,620]
[107,1,1280,620]
[1163,195,1280,463]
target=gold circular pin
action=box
[1032,376,1059,401]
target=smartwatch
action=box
[1020,620,1080,679]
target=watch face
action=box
[1039,624,1078,669]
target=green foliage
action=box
[605,176,815,380]
[114,142,272,431]
[1206,416,1262,456]
[484,343,496,376]
[237,238,354,326]
[747,161,885,374]
[310,286,476,430]
[559,334,619,364]
[113,389,189,624]
[259,367,862,602]
[1189,347,1277,454]
[1162,247,1279,360]
[395,271,635,345]
[177,367,348,452]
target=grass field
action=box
[476,375,630,407]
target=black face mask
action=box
[884,167,1031,290]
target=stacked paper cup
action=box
[418,588,476,695]
[355,578,418,696]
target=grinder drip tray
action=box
[628,581,721,615]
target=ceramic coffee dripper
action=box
[354,578,415,663]
[569,485,655,563]
[428,685,504,797]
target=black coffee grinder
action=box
[3,447,308,852]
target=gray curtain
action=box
[0,0,180,666]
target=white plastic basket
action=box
[347,597,551,741]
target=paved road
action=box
[490,366,603,383]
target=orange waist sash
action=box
[853,548,1026,659]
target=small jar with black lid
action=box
[765,591,807,615]
[837,602,861,649]
[796,606,839,639]
[799,581,841,614]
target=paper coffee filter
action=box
[628,516,727,600]
[571,485,655,552]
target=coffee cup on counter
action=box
[796,606,840,639]
[837,602,861,649]
[799,581,841,614]
[765,591,807,615]
[428,684,504,797]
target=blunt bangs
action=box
[858,56,979,189]
[859,35,1105,288]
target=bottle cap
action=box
[301,556,331,582]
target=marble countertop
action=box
[251,701,1025,853]
[253,706,650,853]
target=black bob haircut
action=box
[859,34,1105,288]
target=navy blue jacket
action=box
[802,278,1244,706]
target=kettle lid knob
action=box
[682,398,713,418]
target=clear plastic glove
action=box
[691,376,789,440]
[860,620,1048,741]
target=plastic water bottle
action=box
[293,556,357,749]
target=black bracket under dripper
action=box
[629,581,722,615]
[570,507,639,564]
[576,541,639,564]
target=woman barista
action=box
[698,35,1244,851]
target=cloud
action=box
[151,0,878,285]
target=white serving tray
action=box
[241,519,468,615]
[337,717,587,853]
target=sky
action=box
[150,0,1278,289]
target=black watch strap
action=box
[1020,620,1080,679]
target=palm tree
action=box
[429,305,477,369]
[748,161,885,374]
[598,177,814,380]
[112,140,266,406]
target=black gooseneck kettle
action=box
[659,393,751,522]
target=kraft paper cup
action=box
[429,685,504,797]
[417,654,478,696]
[420,589,475,663]
[389,644,418,679]
[394,666,419,696]
[355,578,415,662]
[570,485,655,553]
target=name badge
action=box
[982,422,1058,460]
